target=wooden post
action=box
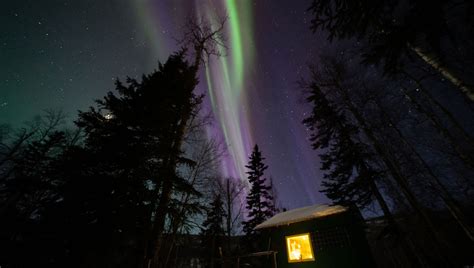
[272,252,277,268]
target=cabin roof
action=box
[255,204,347,230]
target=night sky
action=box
[0,0,329,209]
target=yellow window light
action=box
[285,233,315,263]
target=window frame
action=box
[285,232,316,263]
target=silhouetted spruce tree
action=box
[242,145,275,239]
[303,79,377,208]
[29,50,203,268]
[201,194,226,236]
[142,54,201,268]
[201,193,226,267]
[144,15,228,266]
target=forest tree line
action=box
[303,0,474,266]
[0,18,279,268]
[1,0,474,267]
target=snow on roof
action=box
[255,204,347,230]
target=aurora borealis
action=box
[1,0,327,208]
[131,0,257,182]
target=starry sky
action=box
[0,0,329,209]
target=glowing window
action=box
[285,233,315,263]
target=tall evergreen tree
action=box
[0,51,209,267]
[302,78,377,208]
[19,50,204,268]
[242,145,275,238]
[202,194,226,239]
[145,17,228,267]
[201,194,226,267]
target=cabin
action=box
[255,204,375,268]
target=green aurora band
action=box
[132,0,257,182]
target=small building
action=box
[255,204,375,268]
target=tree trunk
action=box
[334,81,452,265]
[373,97,474,242]
[211,236,216,268]
[400,86,474,170]
[408,44,474,102]
[149,116,191,268]
[402,71,474,143]
[144,44,205,268]
[226,179,232,256]
[367,173,428,267]
[164,147,210,267]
